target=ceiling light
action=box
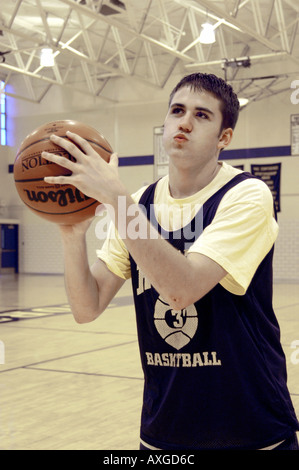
[40,48,55,67]
[239,97,249,107]
[199,23,216,44]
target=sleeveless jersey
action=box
[129,172,299,450]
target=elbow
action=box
[73,308,102,324]
[74,315,89,324]
[163,291,195,311]
[168,298,190,311]
[162,281,205,310]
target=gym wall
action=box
[0,77,298,282]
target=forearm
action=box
[60,232,100,323]
[112,193,198,309]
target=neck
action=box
[168,160,221,199]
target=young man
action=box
[42,73,299,450]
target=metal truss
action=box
[0,0,298,104]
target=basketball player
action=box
[42,73,299,450]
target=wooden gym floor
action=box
[0,273,298,450]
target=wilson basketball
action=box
[13,120,113,224]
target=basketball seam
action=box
[22,199,99,215]
[15,177,57,183]
[16,136,112,159]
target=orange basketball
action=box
[14,120,113,224]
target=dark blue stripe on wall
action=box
[8,146,292,173]
[118,145,291,166]
[118,155,154,166]
[8,157,154,173]
[221,145,291,160]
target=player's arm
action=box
[42,132,225,310]
[59,222,125,323]
[113,195,227,310]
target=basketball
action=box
[13,120,113,224]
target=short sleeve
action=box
[187,179,279,295]
[96,222,131,280]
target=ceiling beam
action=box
[0,61,116,102]
[58,0,195,62]
[185,51,288,69]
[173,0,284,51]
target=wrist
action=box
[59,225,87,244]
[107,182,129,209]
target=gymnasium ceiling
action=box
[0,0,298,106]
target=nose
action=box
[178,112,192,133]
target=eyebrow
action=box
[170,102,215,116]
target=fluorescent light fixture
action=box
[199,23,216,44]
[239,97,249,107]
[40,48,55,67]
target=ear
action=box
[218,128,233,150]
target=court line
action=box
[275,302,299,311]
[0,340,138,375]
[23,366,143,381]
[2,323,137,337]
[21,339,138,368]
[0,296,134,322]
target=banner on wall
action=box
[153,126,168,180]
[251,163,281,214]
[233,164,244,170]
[291,114,299,155]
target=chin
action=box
[170,154,195,169]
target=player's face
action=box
[162,86,232,170]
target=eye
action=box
[171,107,184,115]
[196,111,208,119]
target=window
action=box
[0,81,7,146]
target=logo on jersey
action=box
[154,297,198,350]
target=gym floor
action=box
[0,273,298,450]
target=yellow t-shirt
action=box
[96,161,279,295]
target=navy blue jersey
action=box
[129,173,299,450]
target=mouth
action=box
[174,133,188,143]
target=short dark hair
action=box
[168,73,240,131]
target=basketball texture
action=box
[14,120,113,224]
